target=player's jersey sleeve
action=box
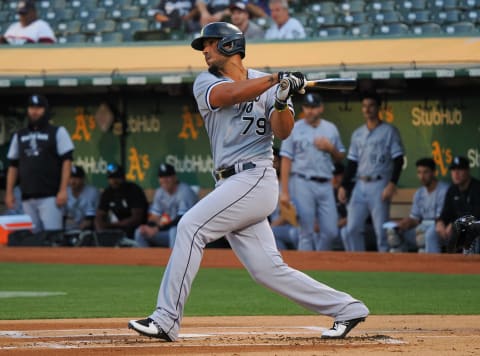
[389,125,404,158]
[346,129,360,162]
[7,133,19,160]
[409,188,423,221]
[150,189,165,216]
[56,126,74,156]
[279,128,294,159]
[193,71,229,113]
[36,20,56,42]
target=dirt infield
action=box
[0,247,479,355]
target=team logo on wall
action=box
[95,103,115,132]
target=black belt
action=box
[214,162,256,180]
[293,173,330,183]
[358,175,382,182]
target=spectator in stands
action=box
[64,165,99,232]
[270,147,299,250]
[95,163,148,242]
[134,163,197,248]
[229,1,265,39]
[196,0,231,27]
[385,158,449,253]
[265,0,305,40]
[0,0,56,45]
[153,0,200,34]
[338,91,405,252]
[5,94,73,234]
[436,156,480,253]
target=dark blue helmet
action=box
[191,22,246,59]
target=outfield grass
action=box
[0,262,478,319]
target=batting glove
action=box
[274,79,291,111]
[278,71,307,94]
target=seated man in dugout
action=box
[386,158,449,253]
[134,163,198,248]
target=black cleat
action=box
[128,318,173,341]
[321,317,366,339]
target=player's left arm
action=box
[57,158,72,207]
[383,126,405,201]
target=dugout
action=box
[0,37,479,192]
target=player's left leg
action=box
[227,220,369,334]
[367,181,390,252]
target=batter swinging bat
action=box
[280,78,356,91]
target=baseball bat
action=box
[280,78,356,91]
[306,78,357,90]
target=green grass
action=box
[0,262,479,319]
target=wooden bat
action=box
[280,78,356,91]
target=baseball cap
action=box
[27,94,48,108]
[303,93,323,107]
[106,163,125,178]
[449,156,470,170]
[71,165,86,178]
[17,0,36,15]
[230,1,248,11]
[158,163,175,177]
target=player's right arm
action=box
[280,156,292,206]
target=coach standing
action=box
[5,94,74,234]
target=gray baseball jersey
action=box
[65,184,99,230]
[410,181,449,221]
[193,69,292,169]
[265,17,306,39]
[281,118,345,179]
[347,122,404,178]
[150,182,198,219]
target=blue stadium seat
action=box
[93,31,124,43]
[79,8,107,23]
[70,0,98,10]
[109,6,141,20]
[312,14,337,27]
[58,33,87,44]
[102,0,132,8]
[38,0,67,9]
[308,2,337,15]
[433,9,463,23]
[431,0,461,9]
[366,1,396,12]
[461,0,480,8]
[405,10,432,24]
[118,18,149,41]
[398,0,429,11]
[318,26,347,38]
[56,20,81,35]
[341,12,369,26]
[348,23,374,37]
[444,20,477,33]
[340,1,365,14]
[44,8,74,23]
[412,22,443,34]
[0,10,11,22]
[134,0,158,7]
[373,11,404,24]
[374,22,411,35]
[82,19,116,34]
[465,9,480,22]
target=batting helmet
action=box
[191,22,246,59]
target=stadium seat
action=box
[103,0,132,8]
[93,31,124,43]
[341,12,369,25]
[318,26,347,38]
[431,0,461,9]
[79,8,107,22]
[56,20,81,34]
[118,18,149,41]
[412,22,443,34]
[58,33,87,44]
[135,0,158,7]
[398,0,429,11]
[462,0,480,8]
[82,19,116,34]
[312,14,337,27]
[44,8,74,23]
[465,9,480,22]
[433,9,463,23]
[0,10,10,22]
[374,22,410,35]
[373,11,403,24]
[444,20,477,33]
[308,2,337,15]
[340,1,365,13]
[366,0,396,12]
[405,10,432,24]
[70,0,98,10]
[38,0,67,9]
[348,23,374,36]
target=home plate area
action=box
[1,315,478,355]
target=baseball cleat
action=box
[128,318,172,341]
[321,317,366,339]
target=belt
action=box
[358,175,382,182]
[214,162,256,180]
[293,173,330,183]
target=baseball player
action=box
[5,94,74,234]
[129,22,368,341]
[338,92,405,252]
[280,93,345,250]
[385,158,449,253]
[134,163,198,248]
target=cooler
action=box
[0,215,34,245]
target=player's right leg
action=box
[22,199,44,233]
[345,184,370,251]
[290,177,316,250]
[227,220,369,338]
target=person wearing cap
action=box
[64,165,99,232]
[228,1,265,39]
[385,158,449,253]
[152,0,200,34]
[5,94,74,235]
[436,156,480,253]
[196,0,232,27]
[265,0,305,40]
[95,163,148,241]
[0,0,56,45]
[134,163,198,248]
[280,93,346,250]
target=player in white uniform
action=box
[280,93,345,250]
[338,92,405,252]
[386,158,449,253]
[129,22,368,341]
